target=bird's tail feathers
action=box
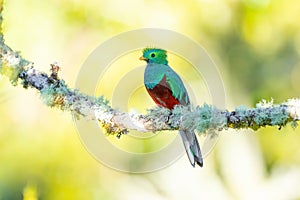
[179,130,203,167]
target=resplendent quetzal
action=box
[140,48,203,167]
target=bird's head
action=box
[139,48,168,65]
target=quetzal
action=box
[140,48,203,167]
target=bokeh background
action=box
[1,0,300,199]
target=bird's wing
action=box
[165,66,190,106]
[144,63,190,105]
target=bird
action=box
[140,47,203,167]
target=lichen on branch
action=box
[0,36,299,138]
[0,1,299,137]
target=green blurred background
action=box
[1,0,300,199]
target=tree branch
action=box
[0,3,299,138]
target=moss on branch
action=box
[0,2,299,137]
[1,36,300,137]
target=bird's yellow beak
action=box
[139,56,147,61]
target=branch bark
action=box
[0,2,299,138]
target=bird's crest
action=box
[142,47,167,55]
[141,47,168,64]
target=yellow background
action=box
[1,0,300,199]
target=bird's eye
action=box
[151,53,155,58]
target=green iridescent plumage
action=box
[142,48,168,65]
[142,48,189,105]
[141,47,203,167]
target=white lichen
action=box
[285,98,300,120]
